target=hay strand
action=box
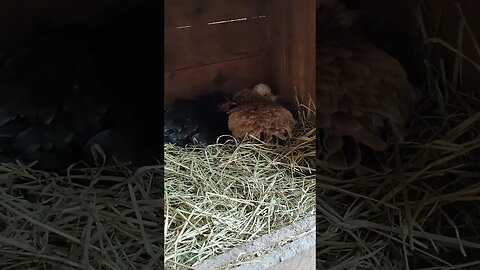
[0,164,163,269]
[164,108,315,269]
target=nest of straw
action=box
[316,2,480,269]
[164,107,316,269]
[0,163,163,269]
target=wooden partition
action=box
[164,0,316,111]
[164,0,271,107]
[268,0,316,110]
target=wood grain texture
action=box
[165,19,268,71]
[290,0,316,110]
[164,0,316,112]
[165,0,267,29]
[267,0,291,108]
[164,54,271,108]
[268,0,316,112]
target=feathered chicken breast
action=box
[316,0,420,173]
[227,84,297,143]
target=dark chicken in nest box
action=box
[0,6,163,170]
[164,91,231,147]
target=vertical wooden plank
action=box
[267,0,292,108]
[267,0,316,114]
[290,0,316,110]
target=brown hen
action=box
[316,0,420,173]
[227,84,297,143]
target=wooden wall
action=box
[164,0,271,107]
[164,0,316,111]
[268,0,316,111]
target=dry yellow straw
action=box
[164,107,316,269]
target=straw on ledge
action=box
[0,163,163,269]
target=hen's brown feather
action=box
[317,40,419,170]
[227,87,297,143]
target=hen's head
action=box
[253,83,277,102]
[233,83,278,105]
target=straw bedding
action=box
[164,107,316,269]
[0,164,163,269]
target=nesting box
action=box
[164,0,316,112]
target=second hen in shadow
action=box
[164,92,231,147]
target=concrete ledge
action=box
[193,216,315,270]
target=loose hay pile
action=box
[164,107,316,269]
[316,2,480,269]
[0,163,163,269]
